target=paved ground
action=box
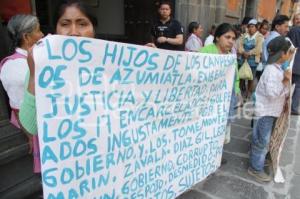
[177,114,300,199]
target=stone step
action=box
[0,142,29,166]
[0,175,42,199]
[0,155,42,198]
[0,124,29,165]
[0,81,10,123]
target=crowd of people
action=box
[147,1,300,182]
[0,0,299,191]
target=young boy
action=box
[248,36,293,182]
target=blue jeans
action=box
[292,74,300,114]
[250,116,277,171]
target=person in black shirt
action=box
[148,1,183,50]
[288,26,300,115]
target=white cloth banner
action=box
[34,35,235,199]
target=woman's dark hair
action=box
[188,22,200,34]
[241,17,252,25]
[213,23,236,43]
[282,40,292,53]
[259,19,269,29]
[159,1,172,9]
[271,15,289,31]
[267,36,291,64]
[209,25,217,35]
[233,24,241,32]
[55,0,98,28]
[233,24,242,37]
[262,19,269,25]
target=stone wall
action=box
[175,0,245,38]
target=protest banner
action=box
[34,35,236,199]
[270,85,294,183]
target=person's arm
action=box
[19,48,37,135]
[282,69,292,86]
[238,34,245,54]
[145,42,157,48]
[157,20,184,46]
[263,69,290,98]
[234,64,241,94]
[27,47,35,95]
[13,109,33,154]
[146,25,157,47]
[157,34,183,45]
[19,73,37,135]
[248,34,264,57]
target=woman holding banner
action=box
[200,23,241,164]
[19,1,97,134]
[0,14,44,172]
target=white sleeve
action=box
[259,67,288,98]
[0,59,28,109]
[185,37,201,52]
[204,35,213,46]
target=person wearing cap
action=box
[238,19,264,100]
[249,36,293,182]
[262,15,290,65]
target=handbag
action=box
[238,60,253,80]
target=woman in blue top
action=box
[238,19,264,100]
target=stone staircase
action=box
[0,24,42,198]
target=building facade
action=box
[0,0,299,198]
[0,0,298,44]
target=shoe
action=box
[264,159,272,167]
[291,112,300,116]
[248,167,272,182]
[221,158,227,165]
[236,100,243,108]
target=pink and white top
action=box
[185,33,203,52]
[0,48,28,110]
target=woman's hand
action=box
[27,135,33,154]
[282,69,292,86]
[157,36,168,43]
[27,47,35,95]
[145,43,157,48]
[243,52,250,59]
